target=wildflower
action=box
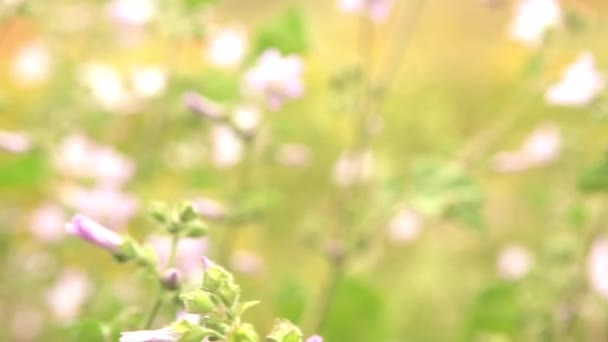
[387,207,422,244]
[119,328,180,342]
[496,244,533,280]
[232,106,261,135]
[211,124,243,168]
[588,236,608,299]
[147,236,208,278]
[307,335,324,342]
[46,269,92,323]
[183,91,225,120]
[130,66,167,98]
[545,52,605,106]
[493,124,561,172]
[331,149,374,188]
[79,63,135,112]
[337,0,393,22]
[65,214,125,253]
[244,49,304,110]
[205,27,248,69]
[29,204,66,244]
[508,0,561,45]
[11,41,51,86]
[0,130,31,153]
[276,143,311,168]
[107,0,156,27]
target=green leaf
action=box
[266,319,302,342]
[69,320,105,342]
[0,152,49,189]
[253,6,309,55]
[239,300,261,316]
[579,156,608,193]
[274,278,307,323]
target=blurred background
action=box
[2,0,608,341]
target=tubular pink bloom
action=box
[306,335,323,342]
[119,328,180,342]
[66,214,124,253]
[244,49,304,110]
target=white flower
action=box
[387,207,422,244]
[206,27,248,69]
[497,244,533,280]
[29,204,66,244]
[211,124,243,168]
[337,0,393,22]
[46,269,92,323]
[0,130,31,153]
[244,49,304,110]
[11,41,51,85]
[130,66,167,98]
[331,149,374,188]
[107,0,156,27]
[494,124,560,172]
[509,0,561,45]
[119,328,180,342]
[545,52,605,106]
[588,236,608,299]
[232,106,261,134]
[80,62,134,112]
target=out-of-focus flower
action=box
[147,236,208,278]
[194,197,227,221]
[161,268,182,290]
[276,143,311,168]
[183,91,225,120]
[337,0,393,22]
[232,106,261,135]
[29,203,66,244]
[11,41,51,86]
[244,49,304,111]
[130,66,167,98]
[387,207,422,244]
[0,130,31,153]
[331,149,374,188]
[10,306,44,341]
[588,236,608,299]
[46,269,92,323]
[80,62,134,112]
[176,310,200,325]
[231,250,263,275]
[545,52,605,106]
[211,124,243,168]
[60,185,138,229]
[66,214,125,253]
[497,244,533,280]
[493,124,561,172]
[119,328,180,342]
[54,133,135,187]
[509,0,561,45]
[205,27,248,69]
[306,335,323,342]
[107,0,156,27]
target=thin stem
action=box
[309,260,344,333]
[143,284,164,329]
[168,233,179,268]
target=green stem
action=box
[168,233,179,268]
[309,260,344,333]
[143,284,164,329]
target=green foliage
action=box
[69,320,106,342]
[266,319,303,342]
[253,6,309,56]
[579,155,608,193]
[274,278,308,324]
[0,152,49,189]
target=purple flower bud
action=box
[161,268,181,290]
[306,335,323,342]
[183,91,225,120]
[65,214,124,253]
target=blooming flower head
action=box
[509,0,561,45]
[244,49,304,111]
[107,0,156,27]
[119,328,180,342]
[66,214,124,253]
[545,51,605,106]
[11,40,51,86]
[29,203,66,244]
[387,207,423,244]
[0,130,31,153]
[497,244,533,280]
[80,62,135,112]
[130,66,167,98]
[211,124,243,168]
[588,236,608,299]
[493,124,561,172]
[338,0,393,22]
[205,27,248,69]
[306,335,324,342]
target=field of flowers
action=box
[2,0,608,341]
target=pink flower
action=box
[306,335,323,342]
[337,0,393,22]
[29,203,66,244]
[0,130,31,153]
[244,49,304,110]
[493,124,561,172]
[147,236,208,278]
[194,197,227,221]
[107,0,156,27]
[66,214,124,253]
[387,207,422,244]
[497,245,533,280]
[183,91,226,120]
[331,149,374,188]
[119,328,180,342]
[46,269,92,323]
[588,236,608,299]
[545,51,605,106]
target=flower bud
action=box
[266,319,303,342]
[306,335,323,342]
[65,214,124,254]
[201,257,240,306]
[232,323,259,342]
[183,91,225,120]
[161,268,181,290]
[180,289,216,314]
